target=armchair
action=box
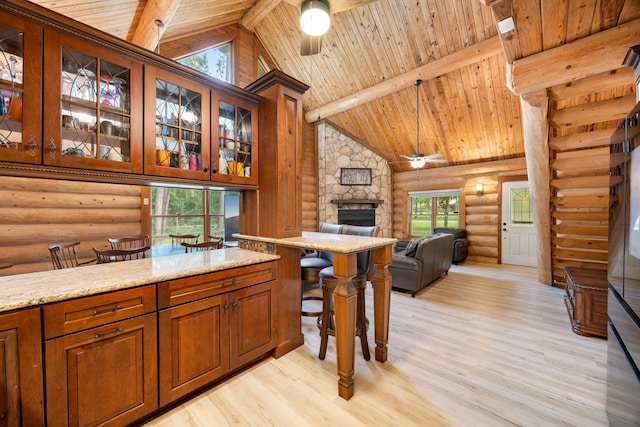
[433,227,468,264]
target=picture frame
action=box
[340,168,372,186]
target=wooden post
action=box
[520,92,552,285]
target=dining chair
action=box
[317,224,380,361]
[300,223,346,318]
[93,246,150,263]
[181,238,224,252]
[108,235,150,250]
[49,242,96,270]
[169,233,200,246]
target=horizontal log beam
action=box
[548,95,636,128]
[548,67,634,101]
[508,18,640,96]
[549,129,616,151]
[241,0,283,31]
[305,37,503,122]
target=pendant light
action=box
[300,0,331,36]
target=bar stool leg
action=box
[318,279,334,360]
[355,279,370,361]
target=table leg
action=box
[332,252,357,400]
[372,246,392,362]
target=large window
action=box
[409,190,460,236]
[151,188,238,245]
[178,42,232,83]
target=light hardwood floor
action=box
[144,262,608,426]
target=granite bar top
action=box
[234,231,397,253]
[0,248,279,314]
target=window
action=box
[510,188,533,226]
[257,55,269,78]
[408,190,460,236]
[178,42,232,83]
[151,187,239,245]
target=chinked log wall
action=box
[547,67,635,286]
[0,176,144,276]
[392,157,527,264]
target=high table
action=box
[234,231,397,400]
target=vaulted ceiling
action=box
[28,0,640,171]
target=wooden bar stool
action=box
[316,224,379,361]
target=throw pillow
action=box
[404,239,419,257]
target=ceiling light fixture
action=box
[411,79,426,169]
[300,0,331,37]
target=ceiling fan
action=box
[398,79,447,168]
[297,0,377,55]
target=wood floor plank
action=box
[144,262,608,427]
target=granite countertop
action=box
[234,231,397,253]
[0,248,279,313]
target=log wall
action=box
[547,68,636,286]
[392,158,527,264]
[301,121,318,231]
[0,177,144,276]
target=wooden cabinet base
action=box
[564,267,608,338]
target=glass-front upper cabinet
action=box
[144,66,210,179]
[212,93,258,185]
[43,29,142,173]
[0,16,42,164]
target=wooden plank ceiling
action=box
[28,0,640,172]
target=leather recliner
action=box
[433,227,468,264]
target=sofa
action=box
[433,227,469,264]
[389,233,454,297]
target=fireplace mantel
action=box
[331,199,384,208]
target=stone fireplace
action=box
[317,122,392,237]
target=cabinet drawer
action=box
[43,285,156,339]
[158,261,276,308]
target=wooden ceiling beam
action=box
[508,18,640,96]
[241,0,284,31]
[130,0,182,51]
[304,36,503,123]
[547,67,633,101]
[548,94,636,128]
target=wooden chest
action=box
[564,267,608,338]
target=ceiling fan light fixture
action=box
[300,0,331,36]
[410,157,426,169]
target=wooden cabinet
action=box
[144,66,211,179]
[212,92,259,185]
[158,262,276,405]
[43,29,143,173]
[0,13,43,164]
[564,267,607,338]
[43,286,157,427]
[0,308,44,426]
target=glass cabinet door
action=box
[213,94,258,185]
[43,29,142,173]
[0,17,42,164]
[144,67,210,179]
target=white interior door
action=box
[501,181,537,267]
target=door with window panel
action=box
[144,66,210,179]
[42,29,142,173]
[0,16,42,164]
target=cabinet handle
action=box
[47,139,56,158]
[231,300,237,311]
[95,328,123,339]
[93,305,122,316]
[224,300,230,313]
[222,278,235,287]
[27,135,37,156]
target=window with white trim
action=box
[178,42,232,83]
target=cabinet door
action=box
[0,14,43,164]
[158,294,229,405]
[212,92,258,185]
[45,313,157,427]
[0,308,44,426]
[144,66,210,179]
[229,282,275,370]
[42,29,143,173]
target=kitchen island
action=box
[0,248,280,426]
[235,231,397,400]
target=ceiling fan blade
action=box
[425,158,447,163]
[424,152,445,159]
[301,35,322,56]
